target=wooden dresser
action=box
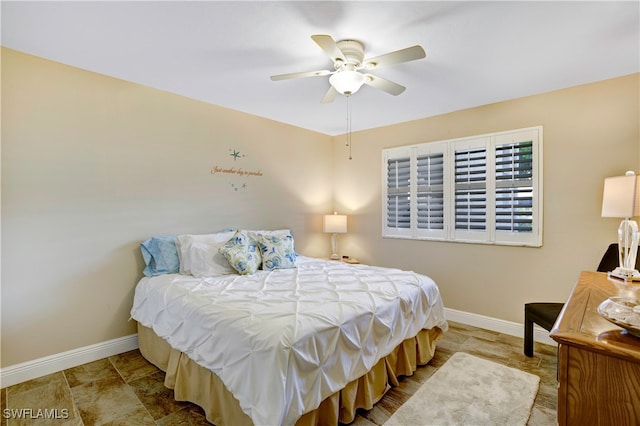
[550,271,640,425]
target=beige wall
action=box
[1,48,334,367]
[2,46,639,368]
[333,73,640,324]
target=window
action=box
[382,126,542,246]
[386,153,411,231]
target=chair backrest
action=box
[597,243,640,272]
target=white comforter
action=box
[130,256,447,426]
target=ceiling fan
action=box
[270,34,426,103]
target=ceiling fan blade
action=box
[311,34,346,63]
[363,74,406,96]
[363,45,426,69]
[270,69,331,81]
[320,86,338,103]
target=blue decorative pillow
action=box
[219,230,262,275]
[257,232,297,271]
[140,236,179,276]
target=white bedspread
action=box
[130,256,447,426]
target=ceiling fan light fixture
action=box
[271,34,426,101]
[329,70,365,95]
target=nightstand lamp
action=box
[601,171,640,281]
[323,212,347,260]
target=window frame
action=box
[382,126,543,247]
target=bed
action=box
[130,229,448,425]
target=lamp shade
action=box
[323,214,347,234]
[602,172,640,218]
[329,71,365,95]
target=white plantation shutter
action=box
[454,146,487,231]
[495,140,533,233]
[386,156,411,230]
[414,142,448,239]
[382,126,542,246]
[384,148,414,237]
[491,128,541,245]
[450,137,492,243]
[417,153,445,231]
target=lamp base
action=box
[608,267,640,282]
[329,233,340,260]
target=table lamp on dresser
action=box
[601,170,640,281]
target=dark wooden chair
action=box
[524,302,564,356]
[523,243,636,356]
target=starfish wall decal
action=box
[229,149,244,161]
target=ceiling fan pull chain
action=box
[347,95,353,160]
[346,95,351,147]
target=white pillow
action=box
[247,229,293,241]
[176,231,236,277]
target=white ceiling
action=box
[2,1,639,136]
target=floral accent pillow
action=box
[257,232,297,271]
[219,230,262,275]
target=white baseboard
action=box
[0,334,139,389]
[0,308,554,389]
[444,307,557,346]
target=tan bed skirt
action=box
[137,324,444,425]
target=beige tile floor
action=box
[1,321,557,425]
